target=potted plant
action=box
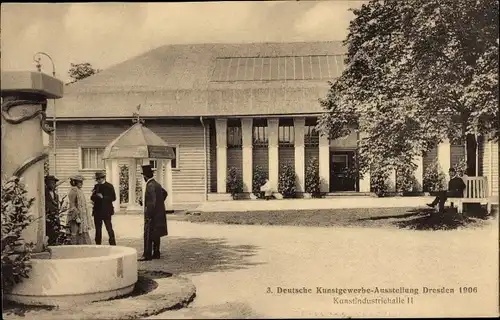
[278,163,297,199]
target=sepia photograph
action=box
[1,0,499,318]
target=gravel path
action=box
[110,215,498,319]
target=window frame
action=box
[253,125,268,147]
[227,126,243,148]
[278,125,295,146]
[305,125,320,146]
[79,146,105,171]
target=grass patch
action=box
[182,206,496,230]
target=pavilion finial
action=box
[132,104,145,124]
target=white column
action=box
[156,159,165,206]
[164,159,174,209]
[110,159,121,212]
[294,118,305,193]
[268,118,279,191]
[319,133,330,193]
[388,168,397,192]
[413,154,424,192]
[438,138,452,181]
[141,159,149,206]
[241,118,253,193]
[127,159,137,210]
[215,119,228,193]
[358,132,370,192]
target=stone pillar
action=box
[294,118,305,193]
[127,159,137,210]
[110,159,121,212]
[357,132,370,192]
[319,133,330,193]
[164,159,174,209]
[438,139,452,181]
[241,118,253,193]
[268,118,279,191]
[413,154,424,192]
[388,168,397,192]
[1,71,63,253]
[215,119,228,193]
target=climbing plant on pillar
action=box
[1,177,36,293]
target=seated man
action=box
[427,168,466,213]
[260,179,273,200]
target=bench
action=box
[447,177,491,214]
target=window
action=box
[279,126,294,144]
[149,147,178,170]
[305,125,319,146]
[80,147,105,170]
[253,125,268,145]
[227,126,242,147]
[149,160,157,170]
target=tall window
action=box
[253,125,268,146]
[80,147,105,170]
[227,126,242,147]
[279,125,294,145]
[305,125,319,146]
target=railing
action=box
[463,177,488,199]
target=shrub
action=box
[1,177,36,293]
[252,165,268,199]
[423,161,446,192]
[396,164,420,193]
[370,167,393,197]
[278,163,297,198]
[226,167,243,199]
[119,165,129,204]
[305,157,321,196]
[453,158,468,175]
[136,176,143,206]
[45,194,71,246]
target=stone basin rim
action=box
[39,245,137,263]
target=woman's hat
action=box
[70,175,85,182]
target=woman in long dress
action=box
[67,175,93,245]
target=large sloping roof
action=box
[47,41,346,119]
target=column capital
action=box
[1,71,64,100]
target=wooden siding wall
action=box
[253,147,269,177]
[279,147,295,175]
[423,147,438,173]
[209,121,217,193]
[305,147,319,165]
[49,120,206,208]
[450,144,466,168]
[481,139,499,197]
[227,148,243,177]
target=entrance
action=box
[329,151,357,192]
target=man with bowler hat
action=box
[139,164,168,261]
[45,175,60,245]
[91,171,117,245]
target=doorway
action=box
[329,151,357,192]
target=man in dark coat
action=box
[139,164,168,261]
[427,168,466,213]
[45,175,60,245]
[90,171,117,245]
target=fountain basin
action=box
[4,245,138,307]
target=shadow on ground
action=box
[359,204,495,231]
[119,237,263,275]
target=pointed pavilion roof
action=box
[103,109,176,159]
